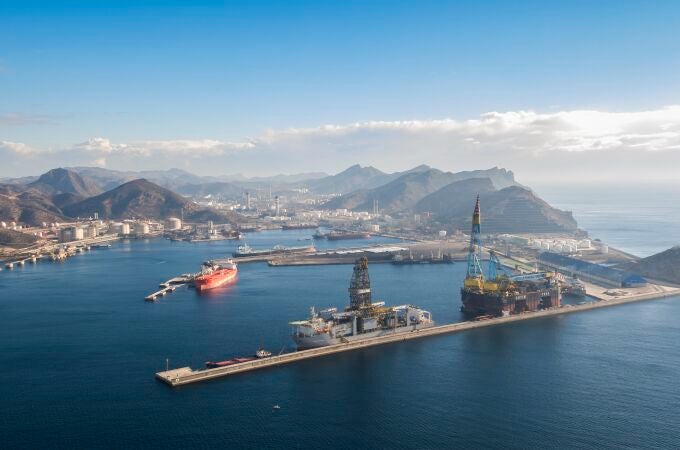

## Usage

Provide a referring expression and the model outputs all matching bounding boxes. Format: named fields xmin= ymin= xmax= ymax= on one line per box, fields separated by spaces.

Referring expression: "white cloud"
xmin=0 ymin=140 xmax=36 ymax=155
xmin=260 ymin=106 xmax=680 ymax=154
xmin=3 ymin=105 xmax=680 ymax=182
xmin=73 ymin=137 xmax=254 ymax=156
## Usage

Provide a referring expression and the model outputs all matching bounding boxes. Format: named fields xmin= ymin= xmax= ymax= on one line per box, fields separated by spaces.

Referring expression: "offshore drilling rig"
xmin=460 ymin=196 xmax=561 ymax=318
xmin=290 ymin=257 xmax=434 ymax=349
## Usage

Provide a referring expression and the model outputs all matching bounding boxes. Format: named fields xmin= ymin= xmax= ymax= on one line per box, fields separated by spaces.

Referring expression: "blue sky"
xmin=2 ymin=0 xmax=680 ymax=180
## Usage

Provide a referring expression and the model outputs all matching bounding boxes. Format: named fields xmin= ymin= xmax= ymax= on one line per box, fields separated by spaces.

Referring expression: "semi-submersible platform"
xmin=461 ymin=196 xmax=561 ymax=317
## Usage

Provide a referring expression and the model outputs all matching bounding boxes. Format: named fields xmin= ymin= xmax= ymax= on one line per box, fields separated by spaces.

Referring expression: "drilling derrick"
xmin=349 ymin=256 xmax=372 ymax=310
xmin=464 ymin=195 xmax=485 ymax=292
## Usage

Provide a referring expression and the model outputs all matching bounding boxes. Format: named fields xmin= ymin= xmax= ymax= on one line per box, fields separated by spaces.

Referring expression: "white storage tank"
xmin=120 ymin=223 xmax=131 ymax=235
xmin=438 ymin=230 xmax=447 ymax=238
xmin=111 ymin=222 xmax=123 ymax=234
xmin=165 ymin=217 xmax=182 ymax=230
xmin=73 ymin=227 xmax=85 ymax=240
xmin=134 ymin=222 xmax=150 ymax=235
xmin=0 ymin=221 xmax=6 ymax=229
xmin=59 ymin=227 xmax=74 ymax=242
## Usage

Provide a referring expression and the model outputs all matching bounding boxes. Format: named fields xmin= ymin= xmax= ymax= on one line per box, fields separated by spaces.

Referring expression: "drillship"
xmin=194 ymin=259 xmax=238 ymax=291
xmin=460 ymin=196 xmax=561 ymax=317
xmin=233 ymin=243 xmax=315 ymax=257
xmin=290 ymin=257 xmax=434 ymax=349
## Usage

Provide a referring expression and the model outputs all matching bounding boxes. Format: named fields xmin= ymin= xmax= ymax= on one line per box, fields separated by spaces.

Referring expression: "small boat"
xmin=273 ymin=405 xmax=281 ymax=410
xmin=205 ymin=356 xmax=256 ymax=368
xmin=256 ymin=348 xmax=272 ymax=359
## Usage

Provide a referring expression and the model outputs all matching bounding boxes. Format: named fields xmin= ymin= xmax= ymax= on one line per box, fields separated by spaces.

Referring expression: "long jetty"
xmin=145 ymin=276 xmax=193 ymax=301
xmin=155 ymin=285 xmax=680 ymax=387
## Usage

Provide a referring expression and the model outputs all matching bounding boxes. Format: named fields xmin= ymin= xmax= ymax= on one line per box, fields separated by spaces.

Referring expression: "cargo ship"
xmin=281 ymin=223 xmax=319 ymax=230
xmin=290 ymin=257 xmax=434 ymax=349
xmin=460 ymin=196 xmax=561 ymax=318
xmin=326 ymin=231 xmax=371 ymax=241
xmin=205 ymin=347 xmax=272 ymax=368
xmin=194 ymin=259 xmax=238 ymax=291
xmin=391 ymin=249 xmax=453 ymax=265
xmin=233 ymin=243 xmax=315 ymax=257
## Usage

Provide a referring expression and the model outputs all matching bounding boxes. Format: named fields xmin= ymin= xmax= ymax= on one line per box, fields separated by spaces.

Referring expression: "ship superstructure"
xmin=460 ymin=196 xmax=561 ymax=317
xmin=290 ymin=257 xmax=434 ymax=349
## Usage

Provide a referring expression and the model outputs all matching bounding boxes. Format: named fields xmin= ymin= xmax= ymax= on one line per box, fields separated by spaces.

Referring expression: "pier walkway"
xmin=156 ymin=284 xmax=680 ymax=387
xmin=145 ymin=275 xmax=193 ymax=301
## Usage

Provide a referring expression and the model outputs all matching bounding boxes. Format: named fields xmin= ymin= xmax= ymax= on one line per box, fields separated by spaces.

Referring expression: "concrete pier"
xmin=145 ymin=283 xmax=186 ymax=301
xmin=155 ymin=284 xmax=680 ymax=387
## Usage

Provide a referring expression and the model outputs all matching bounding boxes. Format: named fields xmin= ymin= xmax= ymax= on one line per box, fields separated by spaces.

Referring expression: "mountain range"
xmin=0 ymin=165 xmax=578 ymax=233
xmin=0 ymin=168 xmax=235 ymax=224
xmin=324 ymin=167 xmax=576 ymax=232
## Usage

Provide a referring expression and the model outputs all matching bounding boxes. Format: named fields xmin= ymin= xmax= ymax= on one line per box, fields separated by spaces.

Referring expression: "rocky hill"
xmin=0 ymin=185 xmax=68 ymax=225
xmin=176 ymin=182 xmax=245 ymax=200
xmin=69 ymin=167 xmax=210 ymax=191
xmin=416 ymin=180 xmax=578 ymax=233
xmin=62 ymin=179 xmax=235 ymax=222
xmin=622 ymin=246 xmax=680 ymax=284
xmin=306 ymin=164 xmax=393 ymax=195
xmin=414 ymin=177 xmax=496 ymax=214
xmin=28 ymin=168 xmax=102 ymax=197
xmin=323 ymin=167 xmax=480 ymax=212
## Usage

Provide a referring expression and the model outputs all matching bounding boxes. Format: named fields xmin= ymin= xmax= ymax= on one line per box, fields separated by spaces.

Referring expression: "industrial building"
xmin=537 ymin=252 xmax=647 ymax=288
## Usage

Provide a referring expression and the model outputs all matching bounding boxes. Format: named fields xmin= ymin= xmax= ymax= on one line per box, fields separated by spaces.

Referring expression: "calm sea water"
xmin=535 ymin=183 xmax=680 ymax=257
xmin=2 ymin=223 xmax=680 ymax=447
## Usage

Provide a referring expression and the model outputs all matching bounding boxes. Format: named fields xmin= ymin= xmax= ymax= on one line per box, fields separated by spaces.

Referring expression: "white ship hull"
xmin=294 ymin=322 xmax=435 ymax=349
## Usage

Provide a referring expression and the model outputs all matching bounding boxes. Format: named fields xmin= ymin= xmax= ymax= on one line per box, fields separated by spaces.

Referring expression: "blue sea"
xmin=535 ymin=182 xmax=680 ymax=257
xmin=2 ymin=187 xmax=680 ymax=448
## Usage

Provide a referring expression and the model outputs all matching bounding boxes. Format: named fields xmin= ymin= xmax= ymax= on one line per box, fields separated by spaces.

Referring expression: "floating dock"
xmin=155 ymin=285 xmax=680 ymax=387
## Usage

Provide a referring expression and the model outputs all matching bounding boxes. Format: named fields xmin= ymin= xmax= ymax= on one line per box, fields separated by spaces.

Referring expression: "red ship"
xmin=194 ymin=259 xmax=238 ymax=291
